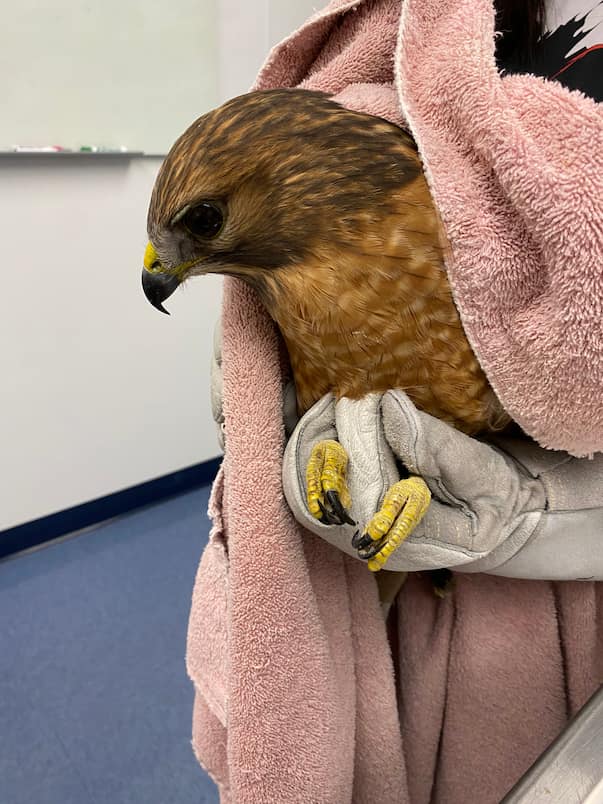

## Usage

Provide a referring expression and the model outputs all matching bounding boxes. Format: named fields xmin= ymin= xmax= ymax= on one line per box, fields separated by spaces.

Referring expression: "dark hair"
xmin=494 ymin=0 xmax=546 ymax=68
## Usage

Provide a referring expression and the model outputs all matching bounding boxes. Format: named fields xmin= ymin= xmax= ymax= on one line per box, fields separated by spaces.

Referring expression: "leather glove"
xmin=210 ymin=316 xmax=299 ymax=452
xmin=210 ymin=317 xmax=226 ymax=451
xmin=282 ymin=390 xmax=603 ymax=580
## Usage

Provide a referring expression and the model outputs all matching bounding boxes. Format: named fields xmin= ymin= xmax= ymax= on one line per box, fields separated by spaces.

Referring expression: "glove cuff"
xmin=462 ymin=440 xmax=603 ymax=580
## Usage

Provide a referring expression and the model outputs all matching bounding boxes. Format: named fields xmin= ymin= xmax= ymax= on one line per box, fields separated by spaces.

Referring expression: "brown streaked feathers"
xmin=148 ymin=89 xmax=509 ymax=434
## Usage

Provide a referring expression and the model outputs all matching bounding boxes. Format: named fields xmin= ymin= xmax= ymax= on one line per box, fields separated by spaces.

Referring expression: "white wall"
xmin=1 ymin=156 xmax=223 ymax=531
xmin=218 ymin=0 xmax=320 ymax=101
xmin=1 ymin=0 xmax=321 ymax=532
xmin=0 ymin=0 xmax=220 ymax=154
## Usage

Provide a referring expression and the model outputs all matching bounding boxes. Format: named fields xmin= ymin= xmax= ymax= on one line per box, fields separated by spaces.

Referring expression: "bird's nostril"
xmin=150 ymin=260 xmax=161 ymax=271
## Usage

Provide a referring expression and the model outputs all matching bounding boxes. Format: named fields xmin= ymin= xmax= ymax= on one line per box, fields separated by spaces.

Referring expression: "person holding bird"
xmin=143 ymin=0 xmax=602 ymax=801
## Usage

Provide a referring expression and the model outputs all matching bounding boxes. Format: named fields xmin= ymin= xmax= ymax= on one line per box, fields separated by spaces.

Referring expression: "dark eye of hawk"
xmin=182 ymin=202 xmax=224 ymax=239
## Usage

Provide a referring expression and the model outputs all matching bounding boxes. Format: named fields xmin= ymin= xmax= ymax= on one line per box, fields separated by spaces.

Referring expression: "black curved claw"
xmin=429 ymin=568 xmax=454 ymax=598
xmin=317 ymin=498 xmax=340 ymax=525
xmin=352 ymin=530 xmax=386 ymax=560
xmin=352 ymin=531 xmax=374 ymax=550
xmin=325 ymin=491 xmax=356 ymax=526
xmin=357 ymin=538 xmax=386 ymax=561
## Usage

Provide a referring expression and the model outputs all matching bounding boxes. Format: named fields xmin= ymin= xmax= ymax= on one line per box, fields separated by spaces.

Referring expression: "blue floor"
xmin=0 ymin=488 xmax=220 ymax=804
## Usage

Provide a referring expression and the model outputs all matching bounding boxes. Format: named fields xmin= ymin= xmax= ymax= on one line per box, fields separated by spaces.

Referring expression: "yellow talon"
xmin=364 ymin=476 xmax=431 ymax=572
xmin=306 ymin=439 xmax=352 ymax=521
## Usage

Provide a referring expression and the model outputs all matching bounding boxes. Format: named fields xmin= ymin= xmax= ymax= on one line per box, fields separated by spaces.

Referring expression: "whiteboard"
xmin=0 ymin=0 xmax=219 ymax=154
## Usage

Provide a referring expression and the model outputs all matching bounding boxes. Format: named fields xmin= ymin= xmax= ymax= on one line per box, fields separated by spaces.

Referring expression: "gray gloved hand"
xmin=282 ymin=390 xmax=603 ymax=580
xmin=210 ymin=318 xmax=226 ymax=451
xmin=210 ymin=316 xmax=299 ymax=452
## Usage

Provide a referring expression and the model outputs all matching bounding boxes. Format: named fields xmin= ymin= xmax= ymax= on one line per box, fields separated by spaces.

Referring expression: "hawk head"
xmin=142 ymin=88 xmax=419 ymax=312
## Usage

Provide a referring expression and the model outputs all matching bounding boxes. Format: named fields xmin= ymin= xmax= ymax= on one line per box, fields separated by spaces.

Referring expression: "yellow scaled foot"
xmin=306 ymin=440 xmax=355 ymax=526
xmin=353 ymin=477 xmax=431 ymax=572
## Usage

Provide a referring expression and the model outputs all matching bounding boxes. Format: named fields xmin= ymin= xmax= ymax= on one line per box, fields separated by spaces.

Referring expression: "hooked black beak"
xmin=141 ymin=269 xmax=181 ymax=315
xmin=142 ymin=242 xmax=182 ymax=314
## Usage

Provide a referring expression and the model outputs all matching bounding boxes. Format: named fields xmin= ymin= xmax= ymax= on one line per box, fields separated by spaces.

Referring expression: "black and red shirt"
xmin=500 ymin=0 xmax=602 ymax=101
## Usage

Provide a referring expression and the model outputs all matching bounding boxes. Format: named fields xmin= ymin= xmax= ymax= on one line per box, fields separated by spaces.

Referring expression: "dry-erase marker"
xmin=96 ymin=146 xmax=129 ymax=153
xmin=13 ymin=145 xmax=71 ymax=153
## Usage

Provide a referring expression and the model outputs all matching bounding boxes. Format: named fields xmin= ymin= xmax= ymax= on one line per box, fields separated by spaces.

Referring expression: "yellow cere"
xmin=143 ymin=242 xmax=161 ymax=273
xmin=143 ymin=240 xmax=202 ymax=278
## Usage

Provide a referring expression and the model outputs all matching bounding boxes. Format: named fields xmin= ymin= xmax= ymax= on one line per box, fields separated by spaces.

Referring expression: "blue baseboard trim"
xmin=0 ymin=457 xmax=222 ymax=560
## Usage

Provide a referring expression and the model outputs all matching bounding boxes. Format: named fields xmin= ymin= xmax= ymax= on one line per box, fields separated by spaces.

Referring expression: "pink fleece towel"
xmin=187 ymin=2 xmax=603 ymax=802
